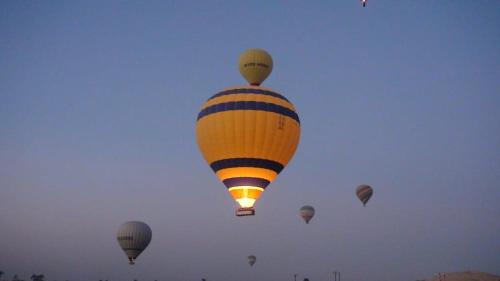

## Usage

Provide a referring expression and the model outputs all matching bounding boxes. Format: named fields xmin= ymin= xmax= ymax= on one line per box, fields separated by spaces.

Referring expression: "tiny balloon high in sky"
xmin=300 ymin=205 xmax=315 ymax=224
xmin=196 ymin=49 xmax=301 ymax=216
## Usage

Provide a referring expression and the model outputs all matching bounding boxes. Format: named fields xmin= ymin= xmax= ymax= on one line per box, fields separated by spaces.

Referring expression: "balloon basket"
xmin=236 ymin=207 xmax=255 ymax=216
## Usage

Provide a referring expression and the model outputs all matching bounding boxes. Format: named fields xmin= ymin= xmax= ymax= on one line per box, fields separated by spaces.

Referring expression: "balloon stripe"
xmin=210 ymin=158 xmax=284 ymax=173
xmin=216 ymin=167 xmax=277 ymax=183
xmin=202 ymin=92 xmax=296 ymax=114
xmin=357 ymin=189 xmax=372 ymax=197
xmin=222 ymin=177 xmax=270 ymax=189
xmin=197 ymin=101 xmax=300 ymax=123
xmin=208 ymin=88 xmax=289 ymax=102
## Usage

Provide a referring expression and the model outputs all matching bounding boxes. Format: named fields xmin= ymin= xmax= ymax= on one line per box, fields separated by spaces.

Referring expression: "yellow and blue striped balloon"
xmin=196 ymin=84 xmax=300 ymax=211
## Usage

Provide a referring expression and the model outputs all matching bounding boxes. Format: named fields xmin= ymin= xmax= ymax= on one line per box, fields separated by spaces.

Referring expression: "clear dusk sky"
xmin=1 ymin=1 xmax=499 ymax=281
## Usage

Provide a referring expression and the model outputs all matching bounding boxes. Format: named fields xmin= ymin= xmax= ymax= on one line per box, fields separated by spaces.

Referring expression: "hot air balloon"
xmin=248 ymin=255 xmax=256 ymax=267
xmin=239 ymin=49 xmax=273 ymax=86
xmin=300 ymin=205 xmax=315 ymax=224
xmin=356 ymin=185 xmax=373 ymax=206
xmin=116 ymin=221 xmax=152 ymax=264
xmin=361 ymin=0 xmax=367 ymax=7
xmin=196 ymin=49 xmax=301 ymax=216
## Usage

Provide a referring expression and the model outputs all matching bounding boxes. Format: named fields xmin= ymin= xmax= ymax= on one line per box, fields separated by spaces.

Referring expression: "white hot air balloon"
xmin=248 ymin=255 xmax=256 ymax=267
xmin=116 ymin=221 xmax=152 ymax=264
xmin=300 ymin=205 xmax=315 ymax=224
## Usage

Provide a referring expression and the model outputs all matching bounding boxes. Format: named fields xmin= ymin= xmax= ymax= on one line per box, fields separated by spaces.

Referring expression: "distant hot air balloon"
xmin=239 ymin=49 xmax=273 ymax=86
xmin=196 ymin=49 xmax=301 ymax=216
xmin=248 ymin=255 xmax=257 ymax=266
xmin=356 ymin=185 xmax=373 ymax=206
xmin=361 ymin=0 xmax=367 ymax=7
xmin=300 ymin=205 xmax=315 ymax=224
xmin=116 ymin=221 xmax=152 ymax=264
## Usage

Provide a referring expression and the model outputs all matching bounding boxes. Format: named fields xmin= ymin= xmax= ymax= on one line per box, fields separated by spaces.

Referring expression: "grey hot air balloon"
xmin=356 ymin=185 xmax=373 ymax=206
xmin=248 ymin=255 xmax=256 ymax=267
xmin=299 ymin=205 xmax=315 ymax=224
xmin=116 ymin=221 xmax=152 ymax=264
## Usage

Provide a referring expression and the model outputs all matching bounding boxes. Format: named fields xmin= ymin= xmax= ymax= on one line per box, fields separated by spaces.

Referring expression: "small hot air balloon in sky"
xmin=356 ymin=185 xmax=373 ymax=206
xmin=239 ymin=49 xmax=273 ymax=86
xmin=196 ymin=48 xmax=301 ymax=216
xmin=361 ymin=0 xmax=367 ymax=7
xmin=300 ymin=205 xmax=315 ymax=224
xmin=248 ymin=255 xmax=257 ymax=267
xmin=116 ymin=221 xmax=152 ymax=264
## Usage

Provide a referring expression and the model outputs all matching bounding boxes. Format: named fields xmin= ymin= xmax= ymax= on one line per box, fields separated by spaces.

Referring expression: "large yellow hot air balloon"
xmin=196 ymin=49 xmax=300 ymax=216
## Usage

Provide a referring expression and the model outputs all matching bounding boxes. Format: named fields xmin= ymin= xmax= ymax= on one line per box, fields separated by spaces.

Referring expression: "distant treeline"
xmin=0 ymin=272 xmax=45 ymax=281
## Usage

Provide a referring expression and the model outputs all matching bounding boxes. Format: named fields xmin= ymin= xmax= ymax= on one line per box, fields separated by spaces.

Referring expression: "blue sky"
xmin=1 ymin=1 xmax=499 ymax=281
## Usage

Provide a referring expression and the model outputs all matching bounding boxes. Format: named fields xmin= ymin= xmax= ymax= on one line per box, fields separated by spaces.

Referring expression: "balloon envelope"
xmin=300 ymin=205 xmax=315 ymax=224
xmin=196 ymin=85 xmax=300 ymax=210
xmin=356 ymin=185 xmax=373 ymax=206
xmin=248 ymin=255 xmax=256 ymax=266
xmin=239 ymin=49 xmax=273 ymax=86
xmin=116 ymin=221 xmax=152 ymax=264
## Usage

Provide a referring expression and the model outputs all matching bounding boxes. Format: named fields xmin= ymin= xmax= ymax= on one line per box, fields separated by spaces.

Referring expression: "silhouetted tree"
xmin=30 ymin=275 xmax=44 ymax=281
xmin=0 ymin=270 xmax=4 ymax=280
